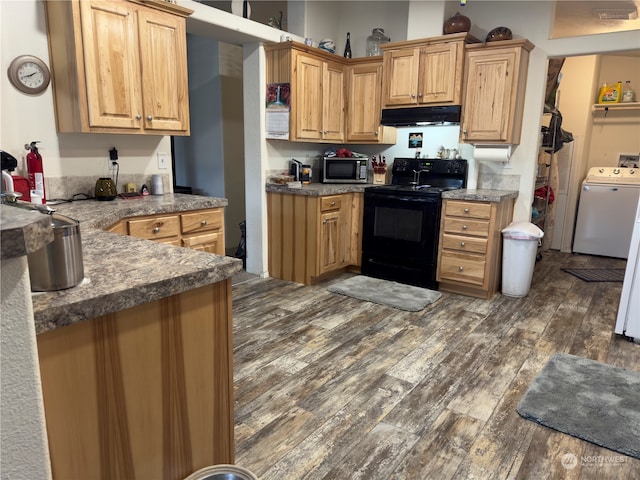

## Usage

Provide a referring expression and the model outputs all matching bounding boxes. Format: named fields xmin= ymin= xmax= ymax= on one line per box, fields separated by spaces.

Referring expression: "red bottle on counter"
xmin=26 ymin=141 xmax=46 ymax=204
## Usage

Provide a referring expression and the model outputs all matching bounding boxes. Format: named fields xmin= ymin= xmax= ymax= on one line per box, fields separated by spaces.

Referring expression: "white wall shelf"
xmin=592 ymin=102 xmax=640 ymax=112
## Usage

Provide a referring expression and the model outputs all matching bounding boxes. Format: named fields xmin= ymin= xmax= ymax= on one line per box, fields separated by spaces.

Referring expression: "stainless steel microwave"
xmin=322 ymin=157 xmax=368 ymax=183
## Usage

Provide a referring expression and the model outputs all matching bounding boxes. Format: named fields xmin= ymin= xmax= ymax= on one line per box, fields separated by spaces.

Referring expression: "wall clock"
xmin=7 ymin=55 xmax=51 ymax=95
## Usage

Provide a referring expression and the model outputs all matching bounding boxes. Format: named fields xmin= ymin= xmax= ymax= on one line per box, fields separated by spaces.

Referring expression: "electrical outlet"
xmin=157 ymin=152 xmax=168 ymax=170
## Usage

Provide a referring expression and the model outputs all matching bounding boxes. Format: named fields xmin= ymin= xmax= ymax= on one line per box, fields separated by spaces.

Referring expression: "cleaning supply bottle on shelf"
xmin=622 ymin=80 xmax=636 ymax=103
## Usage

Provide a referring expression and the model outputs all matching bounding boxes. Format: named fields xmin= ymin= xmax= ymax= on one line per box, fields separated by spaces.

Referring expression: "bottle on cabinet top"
xmin=343 ymin=32 xmax=352 ymax=58
xmin=366 ymin=28 xmax=389 ymax=57
xmin=622 ymin=80 xmax=636 ymax=103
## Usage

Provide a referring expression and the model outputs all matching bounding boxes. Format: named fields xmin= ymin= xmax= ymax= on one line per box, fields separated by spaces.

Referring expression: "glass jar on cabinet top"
xmin=366 ymin=28 xmax=390 ymax=56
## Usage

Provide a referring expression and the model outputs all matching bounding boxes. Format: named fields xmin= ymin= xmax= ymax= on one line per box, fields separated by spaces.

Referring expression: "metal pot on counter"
xmin=28 ymin=214 xmax=84 ymax=291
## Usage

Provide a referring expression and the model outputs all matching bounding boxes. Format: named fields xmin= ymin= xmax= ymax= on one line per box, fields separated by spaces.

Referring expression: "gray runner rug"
xmin=327 ymin=275 xmax=441 ymax=312
xmin=517 ymin=352 xmax=640 ymax=459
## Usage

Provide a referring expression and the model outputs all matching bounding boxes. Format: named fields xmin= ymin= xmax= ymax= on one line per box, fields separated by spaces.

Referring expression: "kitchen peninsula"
xmin=4 ymin=194 xmax=241 ymax=480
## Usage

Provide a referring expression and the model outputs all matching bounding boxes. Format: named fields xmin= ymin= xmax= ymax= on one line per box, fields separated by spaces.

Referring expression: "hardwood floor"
xmin=231 ymin=251 xmax=640 ymax=479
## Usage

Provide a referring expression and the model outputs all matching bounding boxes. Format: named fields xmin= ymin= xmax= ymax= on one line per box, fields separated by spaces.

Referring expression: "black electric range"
xmin=361 ymin=157 xmax=468 ymax=289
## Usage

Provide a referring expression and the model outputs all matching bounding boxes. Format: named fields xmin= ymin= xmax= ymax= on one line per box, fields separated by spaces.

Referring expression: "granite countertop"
xmin=266 ymin=183 xmax=369 ymax=196
xmin=442 ymin=189 xmax=519 ymax=202
xmin=0 ymin=205 xmax=54 ymax=260
xmin=3 ymin=194 xmax=242 ymax=334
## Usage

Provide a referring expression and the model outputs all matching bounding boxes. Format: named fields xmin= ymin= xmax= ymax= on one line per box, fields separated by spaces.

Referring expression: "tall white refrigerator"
xmin=616 ymin=197 xmax=640 ymax=341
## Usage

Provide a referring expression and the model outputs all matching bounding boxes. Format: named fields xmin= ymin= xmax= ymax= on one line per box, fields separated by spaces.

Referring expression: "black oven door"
xmin=361 ymin=190 xmax=442 ymax=289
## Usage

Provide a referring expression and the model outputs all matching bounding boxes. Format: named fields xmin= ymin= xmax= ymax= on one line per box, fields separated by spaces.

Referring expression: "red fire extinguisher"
xmin=26 ymin=141 xmax=46 ymax=204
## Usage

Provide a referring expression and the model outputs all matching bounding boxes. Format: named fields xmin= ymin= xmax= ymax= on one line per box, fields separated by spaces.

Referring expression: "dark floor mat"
xmin=561 ymin=268 xmax=625 ymax=282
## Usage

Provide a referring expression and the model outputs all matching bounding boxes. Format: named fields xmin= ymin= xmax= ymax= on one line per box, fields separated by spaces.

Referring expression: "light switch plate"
xmin=157 ymin=152 xmax=168 ymax=169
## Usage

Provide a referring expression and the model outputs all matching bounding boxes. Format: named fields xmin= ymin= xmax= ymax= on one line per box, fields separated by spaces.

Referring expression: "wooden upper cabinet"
xmin=45 ymin=0 xmax=191 ymax=135
xmin=460 ymin=39 xmax=534 ymax=144
xmin=294 ymin=53 xmax=344 ymax=141
xmin=293 ymin=51 xmax=345 ymax=142
xmin=346 ymin=58 xmax=396 ymax=143
xmin=266 ymin=43 xmax=345 ymax=143
xmin=381 ymin=33 xmax=475 ymax=108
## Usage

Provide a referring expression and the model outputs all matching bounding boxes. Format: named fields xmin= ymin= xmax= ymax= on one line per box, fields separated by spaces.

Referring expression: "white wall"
xmin=0 ymin=257 xmax=52 ymax=480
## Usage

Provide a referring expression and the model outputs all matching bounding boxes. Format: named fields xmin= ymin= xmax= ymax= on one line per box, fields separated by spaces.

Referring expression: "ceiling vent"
xmin=592 ymin=7 xmax=638 ymax=20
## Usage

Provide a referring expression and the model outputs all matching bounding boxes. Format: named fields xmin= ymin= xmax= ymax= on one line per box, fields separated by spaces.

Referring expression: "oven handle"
xmin=364 ymin=193 xmax=440 ymax=203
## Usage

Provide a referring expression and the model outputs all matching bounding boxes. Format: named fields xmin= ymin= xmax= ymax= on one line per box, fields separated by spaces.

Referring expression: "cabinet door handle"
xmin=460 ymin=242 xmax=465 ymax=247
xmin=136 ymin=114 xmax=141 ymax=120
xmin=418 ymin=92 xmax=423 ymax=98
xmin=201 ymin=220 xmax=207 ymax=226
xmin=462 ymin=225 xmax=468 ymax=230
xmin=153 ymin=227 xmax=160 ymax=234
xmin=147 ymin=115 xmax=153 ymax=121
xmin=411 ymin=93 xmax=416 ymax=98
xmin=458 ymin=266 xmax=464 ymax=271
xmin=464 ymin=208 xmax=469 ymax=213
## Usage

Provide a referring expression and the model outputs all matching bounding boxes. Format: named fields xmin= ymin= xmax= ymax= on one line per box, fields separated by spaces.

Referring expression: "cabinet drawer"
xmin=441 ymin=233 xmax=488 ymax=254
xmin=438 ymin=251 xmax=486 ymax=286
xmin=181 ymin=209 xmax=223 ymax=235
xmin=128 ymin=215 xmax=180 ymax=240
xmin=444 ymin=201 xmax=492 ymax=219
xmin=181 ymin=232 xmax=223 ymax=254
xmin=320 ymin=195 xmax=342 ymax=211
xmin=443 ymin=217 xmax=490 ymax=237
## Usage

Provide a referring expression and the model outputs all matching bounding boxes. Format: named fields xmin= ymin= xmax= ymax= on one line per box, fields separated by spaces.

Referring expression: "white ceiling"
xmin=552 ymin=0 xmax=640 ymax=43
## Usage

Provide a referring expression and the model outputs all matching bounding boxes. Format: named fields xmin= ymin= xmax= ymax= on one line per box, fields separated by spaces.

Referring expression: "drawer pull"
xmin=464 ymin=208 xmax=469 ymax=213
xmin=147 ymin=115 xmax=153 ymax=121
xmin=201 ymin=220 xmax=207 ymax=226
xmin=460 ymin=242 xmax=465 ymax=247
xmin=330 ymin=201 xmax=335 ymax=206
xmin=153 ymin=227 xmax=160 ymax=234
xmin=462 ymin=225 xmax=468 ymax=230
xmin=458 ymin=266 xmax=464 ymax=272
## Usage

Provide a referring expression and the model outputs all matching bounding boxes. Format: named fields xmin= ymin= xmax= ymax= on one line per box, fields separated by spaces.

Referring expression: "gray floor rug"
xmin=561 ymin=268 xmax=625 ymax=282
xmin=517 ymin=352 xmax=640 ymax=459
xmin=327 ymin=276 xmax=441 ymax=312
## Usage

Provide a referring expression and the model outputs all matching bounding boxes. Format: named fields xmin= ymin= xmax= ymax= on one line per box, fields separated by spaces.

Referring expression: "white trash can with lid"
xmin=501 ymin=222 xmax=544 ymax=297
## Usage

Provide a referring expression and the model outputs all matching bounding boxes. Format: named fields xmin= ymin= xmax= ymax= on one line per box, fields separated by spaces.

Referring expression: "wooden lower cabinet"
xmin=437 ymin=198 xmax=514 ymax=299
xmin=110 ymin=208 xmax=225 ymax=255
xmin=267 ymin=192 xmax=363 ymax=284
xmin=37 ymin=280 xmax=234 ymax=480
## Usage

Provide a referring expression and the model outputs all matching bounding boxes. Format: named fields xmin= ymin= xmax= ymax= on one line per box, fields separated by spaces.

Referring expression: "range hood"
xmin=380 ymin=105 xmax=461 ymax=126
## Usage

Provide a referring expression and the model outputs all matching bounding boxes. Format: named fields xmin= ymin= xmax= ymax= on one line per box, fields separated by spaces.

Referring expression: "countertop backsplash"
xmin=45 ymin=174 xmax=172 ymax=202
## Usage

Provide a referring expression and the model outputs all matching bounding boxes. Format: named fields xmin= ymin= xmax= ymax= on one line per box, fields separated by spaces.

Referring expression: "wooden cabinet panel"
xmin=442 ymin=217 xmax=491 ymax=237
xmin=322 ymin=62 xmax=345 ymax=141
xmin=181 ymin=209 xmax=224 ymax=234
xmin=418 ymin=41 xmax=462 ymax=104
xmin=181 ymin=232 xmax=222 ymax=254
xmin=439 ymin=251 xmax=486 ymax=286
xmin=137 ymin=7 xmax=190 ymax=132
xmin=346 ymin=59 xmax=396 ymax=144
xmin=444 ymin=200 xmax=492 ymax=219
xmin=128 ymin=215 xmax=181 ymax=240
xmin=441 ymin=233 xmax=488 ymax=254
xmin=295 ymin=54 xmax=323 ymax=140
xmin=382 ymin=48 xmax=420 ymax=106
xmin=460 ymin=39 xmax=534 ymax=144
xmin=319 ymin=210 xmax=341 ymax=274
xmin=80 ymin=0 xmax=141 ymax=129
xmin=37 ymin=281 xmax=234 ymax=479
xmin=46 ymin=0 xmax=191 ymax=135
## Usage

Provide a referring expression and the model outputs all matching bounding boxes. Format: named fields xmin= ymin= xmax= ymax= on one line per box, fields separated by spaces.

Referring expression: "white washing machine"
xmin=573 ymin=167 xmax=640 ymax=259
